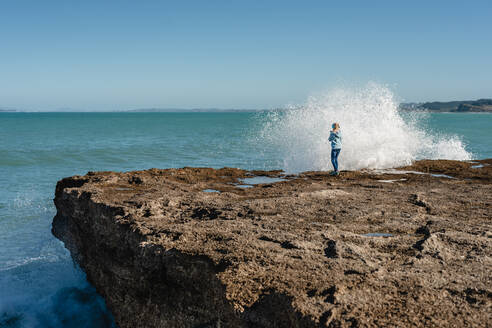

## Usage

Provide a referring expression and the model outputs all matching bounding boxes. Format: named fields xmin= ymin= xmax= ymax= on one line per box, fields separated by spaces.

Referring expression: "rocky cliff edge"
xmin=52 ymin=160 xmax=492 ymax=327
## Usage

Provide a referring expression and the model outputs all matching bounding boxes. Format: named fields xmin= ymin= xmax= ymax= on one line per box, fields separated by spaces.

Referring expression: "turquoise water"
xmin=425 ymin=113 xmax=492 ymax=159
xmin=0 ymin=112 xmax=490 ymax=327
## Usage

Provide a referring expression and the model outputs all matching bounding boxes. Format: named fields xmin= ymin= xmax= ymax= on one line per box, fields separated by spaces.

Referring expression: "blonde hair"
xmin=332 ymin=122 xmax=340 ymax=130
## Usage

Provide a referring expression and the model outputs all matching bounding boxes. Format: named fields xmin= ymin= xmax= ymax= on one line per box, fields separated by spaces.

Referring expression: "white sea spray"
xmin=257 ymin=83 xmax=472 ymax=173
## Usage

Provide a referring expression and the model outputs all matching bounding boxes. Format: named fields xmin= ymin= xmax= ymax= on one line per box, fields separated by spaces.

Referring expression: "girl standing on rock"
xmin=328 ymin=123 xmax=342 ymax=175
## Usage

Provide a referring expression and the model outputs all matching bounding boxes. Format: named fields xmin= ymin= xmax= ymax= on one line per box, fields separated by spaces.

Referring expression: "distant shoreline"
xmin=2 ymin=98 xmax=492 ymax=113
xmin=0 ymin=109 xmax=266 ymax=113
xmin=2 ymin=110 xmax=491 ymax=114
xmin=400 ymin=98 xmax=492 ymax=112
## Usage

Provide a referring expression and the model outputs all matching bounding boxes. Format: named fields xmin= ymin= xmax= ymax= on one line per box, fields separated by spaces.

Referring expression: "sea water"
xmin=1 ymin=87 xmax=491 ymax=327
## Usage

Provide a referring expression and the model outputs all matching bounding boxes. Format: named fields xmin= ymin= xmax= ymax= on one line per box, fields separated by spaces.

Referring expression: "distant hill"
xmin=401 ymin=99 xmax=492 ymax=112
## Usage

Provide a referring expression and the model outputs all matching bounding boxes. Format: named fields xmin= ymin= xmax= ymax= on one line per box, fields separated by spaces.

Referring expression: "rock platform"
xmin=52 ymin=159 xmax=492 ymax=327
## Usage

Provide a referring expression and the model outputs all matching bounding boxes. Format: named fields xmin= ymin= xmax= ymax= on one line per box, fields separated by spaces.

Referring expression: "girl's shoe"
xmin=330 ymin=171 xmax=338 ymax=176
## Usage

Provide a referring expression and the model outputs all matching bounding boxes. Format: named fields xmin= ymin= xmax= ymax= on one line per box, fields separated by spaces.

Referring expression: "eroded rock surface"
xmin=52 ymin=159 xmax=492 ymax=327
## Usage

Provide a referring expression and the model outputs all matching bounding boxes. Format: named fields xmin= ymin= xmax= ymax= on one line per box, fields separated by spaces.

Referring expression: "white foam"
xmin=258 ymin=83 xmax=472 ymax=173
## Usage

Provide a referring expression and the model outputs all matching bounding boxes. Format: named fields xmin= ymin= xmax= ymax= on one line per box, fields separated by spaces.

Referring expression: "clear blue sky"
xmin=1 ymin=0 xmax=491 ymax=110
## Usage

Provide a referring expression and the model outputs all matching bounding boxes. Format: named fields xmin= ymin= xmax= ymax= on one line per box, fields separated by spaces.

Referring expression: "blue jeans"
xmin=331 ymin=148 xmax=341 ymax=172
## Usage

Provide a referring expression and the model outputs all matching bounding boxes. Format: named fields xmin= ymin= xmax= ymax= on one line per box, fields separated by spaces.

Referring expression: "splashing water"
xmin=257 ymin=83 xmax=472 ymax=173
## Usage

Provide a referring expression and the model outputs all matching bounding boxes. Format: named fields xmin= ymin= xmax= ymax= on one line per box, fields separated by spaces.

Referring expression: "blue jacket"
xmin=329 ymin=131 xmax=342 ymax=149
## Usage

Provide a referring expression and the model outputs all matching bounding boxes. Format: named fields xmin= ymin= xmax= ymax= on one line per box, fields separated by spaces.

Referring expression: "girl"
xmin=328 ymin=123 xmax=342 ymax=175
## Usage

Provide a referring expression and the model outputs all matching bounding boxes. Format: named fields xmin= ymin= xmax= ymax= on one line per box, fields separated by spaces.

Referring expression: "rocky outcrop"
xmin=457 ymin=103 xmax=492 ymax=112
xmin=52 ymin=160 xmax=492 ymax=328
xmin=419 ymin=99 xmax=492 ymax=112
